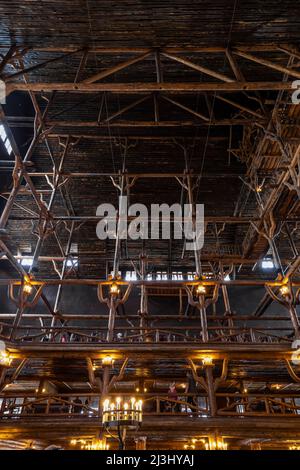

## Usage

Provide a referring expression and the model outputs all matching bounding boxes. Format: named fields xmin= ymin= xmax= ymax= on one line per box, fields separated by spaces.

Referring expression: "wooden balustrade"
xmin=1 ymin=392 xmax=300 ymax=419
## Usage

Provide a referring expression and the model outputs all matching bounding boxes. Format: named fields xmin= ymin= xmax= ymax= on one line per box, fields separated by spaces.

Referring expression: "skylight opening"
xmin=20 ymin=258 xmax=33 ymax=267
xmin=262 ymin=258 xmax=274 ymax=269
xmin=125 ymin=270 xmax=137 ymax=281
xmin=66 ymin=258 xmax=79 ymax=268
xmin=0 ymin=124 xmax=12 ymax=155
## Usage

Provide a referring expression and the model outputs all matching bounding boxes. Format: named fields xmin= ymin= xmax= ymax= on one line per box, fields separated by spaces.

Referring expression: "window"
xmin=66 ymin=257 xmax=79 ymax=268
xmin=125 ymin=270 xmax=137 ymax=281
xmin=262 ymin=258 xmax=274 ymax=269
xmin=0 ymin=124 xmax=12 ymax=155
xmin=172 ymin=271 xmax=183 ymax=280
xmin=156 ymin=271 xmax=168 ymax=280
xmin=224 ymin=274 xmax=230 ymax=281
xmin=187 ymin=272 xmax=197 ymax=280
xmin=66 ymin=243 xmax=79 ymax=268
xmin=20 ymin=258 xmax=33 ymax=268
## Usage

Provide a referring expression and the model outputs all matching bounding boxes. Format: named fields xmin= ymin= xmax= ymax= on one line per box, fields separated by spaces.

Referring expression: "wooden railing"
xmin=0 ymin=316 xmax=294 ymax=345
xmin=1 ymin=392 xmax=300 ymax=419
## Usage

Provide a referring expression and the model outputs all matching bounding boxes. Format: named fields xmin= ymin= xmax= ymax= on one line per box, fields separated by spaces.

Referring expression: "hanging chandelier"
xmin=102 ymin=396 xmax=143 ymax=428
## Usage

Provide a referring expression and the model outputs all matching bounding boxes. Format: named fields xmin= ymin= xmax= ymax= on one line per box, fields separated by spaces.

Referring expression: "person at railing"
xmin=90 ymin=331 xmax=99 ymax=343
xmin=165 ymin=383 xmax=180 ymax=412
xmin=70 ymin=332 xmax=81 ymax=342
xmin=72 ymin=397 xmax=83 ymax=414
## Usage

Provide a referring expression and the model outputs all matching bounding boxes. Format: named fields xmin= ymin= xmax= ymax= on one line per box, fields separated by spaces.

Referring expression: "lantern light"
xmin=196 ymin=284 xmax=206 ymax=295
xmin=102 ymin=356 xmax=114 ymax=367
xmin=202 ymin=356 xmax=213 ymax=367
xmin=280 ymin=285 xmax=290 ymax=297
xmin=110 ymin=282 xmax=120 ymax=295
xmin=23 ymin=281 xmax=33 ymax=295
xmin=0 ymin=350 xmax=12 ymax=367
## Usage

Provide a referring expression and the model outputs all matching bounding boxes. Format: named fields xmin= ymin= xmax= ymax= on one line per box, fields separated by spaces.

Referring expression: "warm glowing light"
xmin=144 ymin=388 xmax=147 ymax=393
xmin=102 ymin=355 xmax=114 ymax=366
xmin=202 ymin=356 xmax=213 ymax=366
xmin=23 ymin=282 xmax=33 ymax=295
xmin=289 ymin=444 xmax=300 ymax=451
xmin=206 ymin=436 xmax=228 ymax=451
xmin=70 ymin=438 xmax=109 ymax=450
xmin=196 ymin=284 xmax=206 ymax=295
xmin=184 ymin=439 xmax=199 ymax=450
xmin=136 ymin=387 xmax=140 ymax=392
xmin=280 ymin=285 xmax=290 ymax=296
xmin=0 ymin=350 xmax=12 ymax=367
xmin=256 ymin=185 xmax=263 ymax=193
xmin=110 ymin=282 xmax=120 ymax=295
xmin=102 ymin=396 xmax=142 ymax=427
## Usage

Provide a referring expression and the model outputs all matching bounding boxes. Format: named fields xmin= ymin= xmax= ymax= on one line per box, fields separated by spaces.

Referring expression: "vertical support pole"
xmin=102 ymin=366 xmax=110 ymax=398
xmin=154 ymin=50 xmax=163 ymax=83
xmin=107 ymin=296 xmax=117 ymax=342
xmin=139 ymin=255 xmax=148 ymax=339
xmin=135 ymin=436 xmax=147 ymax=450
xmin=186 ymin=167 xmax=202 ymax=277
xmin=112 ymin=173 xmax=126 ymax=278
xmin=199 ymin=301 xmax=209 ymax=343
xmin=0 ymin=367 xmax=7 ymax=392
xmin=204 ymin=365 xmax=217 ymax=417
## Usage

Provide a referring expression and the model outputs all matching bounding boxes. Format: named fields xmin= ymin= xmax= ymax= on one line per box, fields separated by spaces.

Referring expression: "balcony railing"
xmin=1 ymin=392 xmax=300 ymax=420
xmin=0 ymin=316 xmax=294 ymax=345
